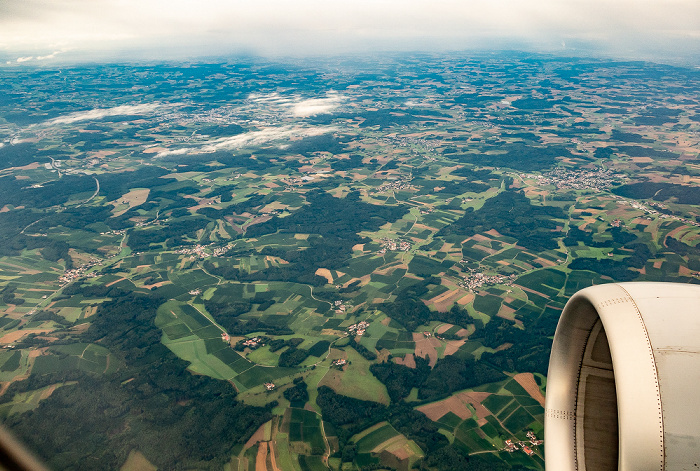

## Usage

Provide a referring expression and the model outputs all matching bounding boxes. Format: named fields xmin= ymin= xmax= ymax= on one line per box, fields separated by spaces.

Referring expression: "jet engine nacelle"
xmin=545 ymin=282 xmax=700 ymax=471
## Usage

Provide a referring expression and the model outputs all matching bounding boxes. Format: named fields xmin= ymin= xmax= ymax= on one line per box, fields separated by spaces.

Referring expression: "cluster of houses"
xmin=99 ymin=229 xmax=127 ymax=236
xmin=257 ymin=209 xmax=282 ymax=218
xmin=221 ymin=332 xmax=230 ymax=343
xmin=241 ymin=337 xmax=264 ymax=349
xmin=175 ymin=244 xmax=211 ymax=258
xmin=334 ymin=300 xmax=351 ymax=314
xmin=173 ymin=242 xmax=233 ymax=259
xmin=531 ymin=167 xmax=621 ymax=191
xmin=59 ymin=259 xmax=102 ymax=284
xmin=619 ymin=198 xmax=700 ymax=228
xmin=264 ymin=382 xmax=276 ymax=391
xmin=503 ymin=432 xmax=543 ymax=456
xmin=381 ymin=135 xmax=437 ymax=153
xmin=282 ymin=174 xmax=320 ymax=191
xmin=331 ymin=358 xmax=347 ymax=368
xmin=211 ymin=245 xmax=232 ymax=257
xmin=378 ymin=238 xmax=411 ymax=254
xmin=347 ymin=321 xmax=369 ymax=337
xmin=372 ymin=176 xmax=414 ymax=195
xmin=459 ymin=271 xmax=516 ymax=292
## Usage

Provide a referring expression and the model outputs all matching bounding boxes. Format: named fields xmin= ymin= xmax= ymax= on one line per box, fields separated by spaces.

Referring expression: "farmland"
xmin=0 ymin=52 xmax=698 ymax=470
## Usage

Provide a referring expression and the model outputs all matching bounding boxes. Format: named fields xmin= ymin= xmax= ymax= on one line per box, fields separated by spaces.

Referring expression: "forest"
xmin=439 ymin=191 xmax=566 ymax=252
xmin=4 ymin=290 xmax=272 ymax=469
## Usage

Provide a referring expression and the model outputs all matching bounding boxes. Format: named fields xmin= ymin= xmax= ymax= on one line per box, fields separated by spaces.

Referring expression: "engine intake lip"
xmin=545 ymin=282 xmax=700 ymax=471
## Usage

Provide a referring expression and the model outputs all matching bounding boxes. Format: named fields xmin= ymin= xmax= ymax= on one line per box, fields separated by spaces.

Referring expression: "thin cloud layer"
xmin=290 ymin=96 xmax=344 ymax=117
xmin=247 ymin=93 xmax=344 ymax=117
xmin=45 ymin=103 xmax=163 ymax=125
xmin=0 ymin=0 xmax=698 ymax=63
xmin=156 ymin=125 xmax=338 ymax=157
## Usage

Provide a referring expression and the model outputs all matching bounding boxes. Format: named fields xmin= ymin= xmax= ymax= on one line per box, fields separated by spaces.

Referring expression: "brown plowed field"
xmin=514 ymin=373 xmax=545 ymax=407
xmin=443 ymin=339 xmax=465 ymax=356
xmin=394 ymin=353 xmax=416 ymax=368
xmin=418 ymin=391 xmax=492 ymax=422
xmin=413 ymin=334 xmax=440 ymax=367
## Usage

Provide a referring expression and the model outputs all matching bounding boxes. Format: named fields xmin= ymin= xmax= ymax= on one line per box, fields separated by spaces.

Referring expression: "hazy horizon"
xmin=1 ymin=0 xmax=699 ymax=66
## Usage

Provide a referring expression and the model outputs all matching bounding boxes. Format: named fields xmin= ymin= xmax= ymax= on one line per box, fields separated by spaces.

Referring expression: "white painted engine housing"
xmin=545 ymin=282 xmax=700 ymax=471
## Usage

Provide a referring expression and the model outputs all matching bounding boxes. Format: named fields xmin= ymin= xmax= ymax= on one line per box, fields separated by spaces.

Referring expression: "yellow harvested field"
xmin=120 ymin=450 xmax=157 ymax=471
xmin=142 ymin=147 xmax=168 ymax=154
xmin=457 ymin=293 xmax=475 ymax=305
xmin=39 ymin=384 xmax=59 ymax=400
xmin=470 ymin=234 xmax=491 ymax=243
xmin=315 ymin=268 xmax=334 ymax=283
xmin=533 ymin=257 xmax=556 ymax=267
xmin=428 ymin=289 xmax=456 ymax=305
xmin=429 ymin=289 xmax=465 ymax=312
xmin=373 ymin=435 xmax=404 ymax=454
xmin=0 ymin=329 xmax=54 ymax=344
xmin=112 ymin=188 xmax=150 ymax=216
xmin=106 ymin=277 xmax=127 ymax=287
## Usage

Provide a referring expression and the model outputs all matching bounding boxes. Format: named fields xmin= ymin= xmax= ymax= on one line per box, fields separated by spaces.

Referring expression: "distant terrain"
xmin=0 ymin=52 xmax=698 ymax=470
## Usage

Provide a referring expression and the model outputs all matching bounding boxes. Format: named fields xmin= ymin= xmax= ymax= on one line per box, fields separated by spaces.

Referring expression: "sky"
xmin=1 ymin=0 xmax=699 ymax=64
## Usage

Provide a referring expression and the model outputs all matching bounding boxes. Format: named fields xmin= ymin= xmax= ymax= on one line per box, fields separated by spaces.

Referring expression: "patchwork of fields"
xmin=0 ymin=53 xmax=698 ymax=470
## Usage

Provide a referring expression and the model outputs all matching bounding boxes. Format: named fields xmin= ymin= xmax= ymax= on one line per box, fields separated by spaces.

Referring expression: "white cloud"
xmin=290 ymin=96 xmax=343 ymax=117
xmin=10 ymin=50 xmax=65 ymax=62
xmin=156 ymin=125 xmax=337 ymax=157
xmin=246 ymin=93 xmax=344 ymax=117
xmin=247 ymin=93 xmax=286 ymax=104
xmin=36 ymin=50 xmax=64 ymax=60
xmin=45 ymin=103 xmax=162 ymax=125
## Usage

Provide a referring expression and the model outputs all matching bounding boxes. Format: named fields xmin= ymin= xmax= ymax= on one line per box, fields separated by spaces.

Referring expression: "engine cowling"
xmin=545 ymin=282 xmax=700 ymax=470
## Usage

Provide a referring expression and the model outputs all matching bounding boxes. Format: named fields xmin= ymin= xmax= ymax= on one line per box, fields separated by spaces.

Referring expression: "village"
xmin=175 ymin=243 xmax=236 ymax=259
xmin=529 ymin=167 xmax=622 ymax=191
xmin=617 ymin=198 xmax=700 ymax=228
xmin=333 ymin=300 xmax=352 ymax=314
xmin=58 ymin=258 xmax=103 ymax=284
xmin=377 ymin=237 xmax=411 ymax=254
xmin=381 ymin=135 xmax=439 ymax=153
xmin=347 ymin=320 xmax=370 ymax=337
xmin=502 ymin=431 xmax=543 ymax=456
xmin=459 ymin=270 xmax=516 ymax=291
xmin=372 ymin=174 xmax=414 ymax=195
